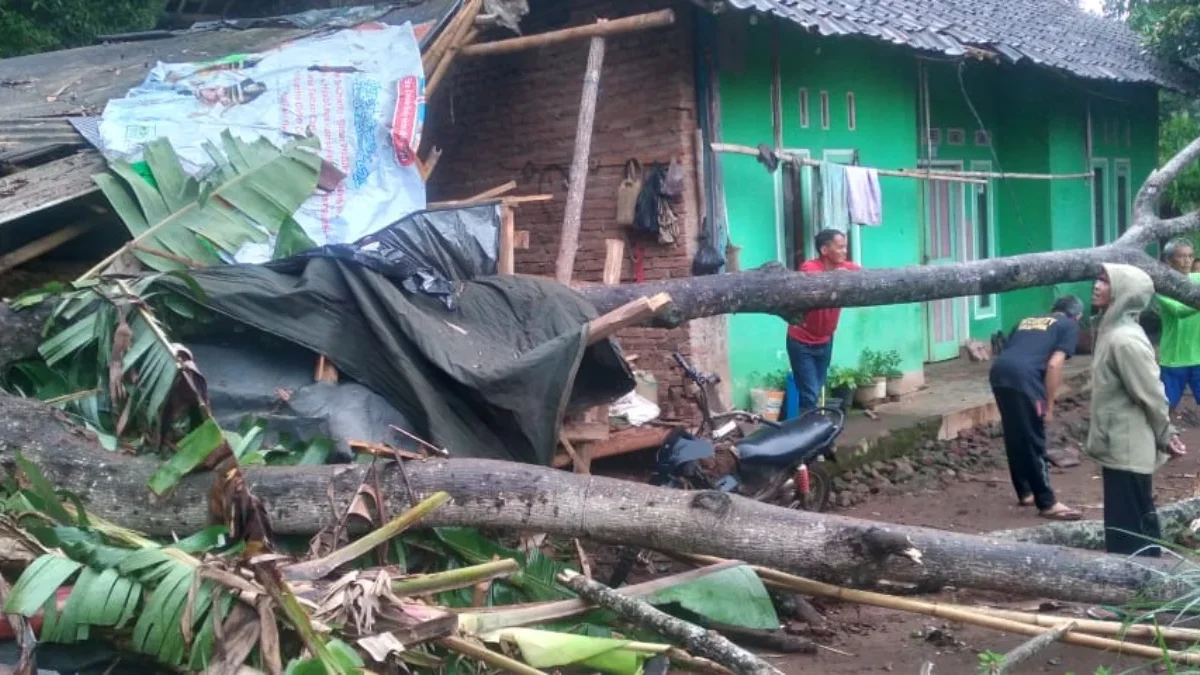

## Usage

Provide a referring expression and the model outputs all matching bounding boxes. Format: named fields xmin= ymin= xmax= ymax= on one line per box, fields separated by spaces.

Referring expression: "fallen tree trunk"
xmin=0 ymin=392 xmax=1184 ymax=606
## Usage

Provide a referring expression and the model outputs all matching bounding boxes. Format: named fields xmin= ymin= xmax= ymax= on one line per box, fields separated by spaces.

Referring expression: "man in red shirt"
xmin=788 ymin=229 xmax=861 ymax=411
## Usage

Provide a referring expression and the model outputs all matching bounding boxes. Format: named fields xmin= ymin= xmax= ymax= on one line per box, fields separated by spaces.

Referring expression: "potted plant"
xmin=874 ymin=349 xmax=904 ymax=396
xmin=824 ymin=366 xmax=858 ymax=412
xmin=855 ymin=348 xmax=888 ymax=405
xmin=749 ymin=370 xmax=788 ymax=421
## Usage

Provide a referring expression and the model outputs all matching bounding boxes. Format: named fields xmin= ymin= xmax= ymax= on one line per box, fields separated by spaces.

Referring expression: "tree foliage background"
xmin=1106 ymin=0 xmax=1200 ymax=213
xmin=0 ymin=0 xmax=167 ymax=58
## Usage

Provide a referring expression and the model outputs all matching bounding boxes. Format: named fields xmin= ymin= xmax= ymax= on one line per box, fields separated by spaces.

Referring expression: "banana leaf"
xmin=488 ymin=628 xmax=656 ymax=675
xmin=94 ymin=131 xmax=322 ymax=272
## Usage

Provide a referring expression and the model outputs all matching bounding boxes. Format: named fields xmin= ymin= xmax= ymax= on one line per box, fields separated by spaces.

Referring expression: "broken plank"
xmin=555 ymin=36 xmax=605 ymax=285
xmin=460 ymin=10 xmax=675 ymax=58
xmin=0 ymin=151 xmax=105 ymax=228
xmin=498 ymin=204 xmax=515 ymax=275
xmin=314 ymin=355 xmax=338 ymax=383
xmin=585 ymin=293 xmax=672 ymax=345
xmin=467 ymin=180 xmax=518 ymax=202
xmin=553 ymin=426 xmax=671 ymax=469
xmin=603 ymin=239 xmax=624 ymax=285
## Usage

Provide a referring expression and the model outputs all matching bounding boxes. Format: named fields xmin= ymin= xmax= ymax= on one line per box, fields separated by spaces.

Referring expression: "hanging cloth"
xmin=820 ymin=161 xmax=850 ymax=232
xmin=845 ymin=165 xmax=883 ymax=226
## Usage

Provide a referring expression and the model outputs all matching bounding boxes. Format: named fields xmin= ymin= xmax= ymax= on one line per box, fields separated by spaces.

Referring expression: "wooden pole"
xmin=555 ymin=36 xmax=606 ymax=284
xmin=460 ymin=10 xmax=674 ymax=58
xmin=586 ymin=292 xmax=671 ymax=345
xmin=603 ymin=239 xmax=624 ymax=285
xmin=498 ymin=204 xmax=515 ymax=275
xmin=0 ymin=222 xmax=93 ymax=275
xmin=426 ymin=28 xmax=480 ymax=99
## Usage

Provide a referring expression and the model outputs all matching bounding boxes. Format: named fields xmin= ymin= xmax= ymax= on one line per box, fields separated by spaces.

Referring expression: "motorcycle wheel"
xmin=789 ymin=463 xmax=833 ymax=512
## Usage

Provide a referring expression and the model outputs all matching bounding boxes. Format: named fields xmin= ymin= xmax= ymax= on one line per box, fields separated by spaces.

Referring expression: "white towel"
xmin=845 ymin=166 xmax=883 ymax=226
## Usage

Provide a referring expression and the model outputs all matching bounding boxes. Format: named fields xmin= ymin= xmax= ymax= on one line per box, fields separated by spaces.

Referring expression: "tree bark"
xmin=0 ymin=391 xmax=1185 ymax=606
xmin=994 ymin=496 xmax=1200 ymax=549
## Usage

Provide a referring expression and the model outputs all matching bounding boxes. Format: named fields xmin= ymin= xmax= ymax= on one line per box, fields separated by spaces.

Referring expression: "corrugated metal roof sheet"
xmin=725 ymin=0 xmax=1197 ymax=91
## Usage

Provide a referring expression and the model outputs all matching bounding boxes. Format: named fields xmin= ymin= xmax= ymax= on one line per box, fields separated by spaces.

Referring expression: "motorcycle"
xmin=608 ymin=352 xmax=845 ymax=586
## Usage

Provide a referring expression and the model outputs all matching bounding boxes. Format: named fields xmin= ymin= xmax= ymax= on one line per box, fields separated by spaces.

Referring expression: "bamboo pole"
xmin=556 ymin=36 xmax=605 ymax=284
xmin=711 ymin=141 xmax=1092 ymax=182
xmin=680 ymin=553 xmax=1200 ymax=666
xmin=438 ymin=636 xmax=548 ymax=675
xmin=423 ymin=0 xmax=482 ymax=73
xmin=972 ymin=606 xmax=1200 ymax=643
xmin=997 ymin=622 xmax=1076 ymax=674
xmin=460 ymin=10 xmax=675 ymax=58
xmin=391 ymin=559 xmax=519 ymax=598
xmin=427 ymin=27 xmax=480 ymax=99
xmin=603 ymin=239 xmax=624 ymax=285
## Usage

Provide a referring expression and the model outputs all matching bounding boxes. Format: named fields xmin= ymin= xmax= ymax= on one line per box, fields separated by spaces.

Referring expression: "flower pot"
xmin=750 ymin=388 xmax=785 ymax=421
xmin=828 ymin=385 xmax=856 ymax=412
xmin=886 ymin=376 xmax=905 ymax=397
xmin=855 ymin=378 xmax=886 ymax=406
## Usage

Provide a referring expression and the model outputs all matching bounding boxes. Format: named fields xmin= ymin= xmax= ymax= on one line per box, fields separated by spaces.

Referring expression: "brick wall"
xmin=426 ymin=0 xmax=704 ymax=418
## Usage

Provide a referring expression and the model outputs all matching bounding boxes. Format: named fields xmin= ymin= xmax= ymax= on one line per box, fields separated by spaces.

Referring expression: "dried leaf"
xmin=108 ymin=311 xmax=133 ymax=407
xmin=257 ymin=597 xmax=282 ymax=675
xmin=207 ymin=603 xmax=260 ymax=675
xmin=180 ymin=570 xmax=202 ymax=646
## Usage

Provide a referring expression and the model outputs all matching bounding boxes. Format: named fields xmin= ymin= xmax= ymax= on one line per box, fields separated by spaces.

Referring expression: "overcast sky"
xmin=1080 ymin=0 xmax=1104 ymax=14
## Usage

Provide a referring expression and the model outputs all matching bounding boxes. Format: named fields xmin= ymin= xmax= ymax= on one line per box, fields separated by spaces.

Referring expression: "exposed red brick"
xmin=426 ymin=0 xmax=701 ymax=414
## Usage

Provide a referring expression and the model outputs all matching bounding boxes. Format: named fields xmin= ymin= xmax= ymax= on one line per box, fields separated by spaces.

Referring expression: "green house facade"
xmin=698 ymin=1 xmax=1189 ymax=406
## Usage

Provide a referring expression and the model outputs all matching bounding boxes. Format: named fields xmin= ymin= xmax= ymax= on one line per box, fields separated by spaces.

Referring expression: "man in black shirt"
xmin=989 ymin=295 xmax=1084 ymax=521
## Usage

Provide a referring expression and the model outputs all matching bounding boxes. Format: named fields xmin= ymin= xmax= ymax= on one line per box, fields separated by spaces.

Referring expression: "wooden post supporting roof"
xmin=556 ymin=36 xmax=606 ymax=284
xmin=460 ymin=10 xmax=674 ymax=58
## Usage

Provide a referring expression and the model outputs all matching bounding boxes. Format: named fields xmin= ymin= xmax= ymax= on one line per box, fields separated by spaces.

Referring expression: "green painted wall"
xmin=715 ymin=16 xmax=1161 ymax=407
xmin=719 ymin=19 xmax=923 ymax=407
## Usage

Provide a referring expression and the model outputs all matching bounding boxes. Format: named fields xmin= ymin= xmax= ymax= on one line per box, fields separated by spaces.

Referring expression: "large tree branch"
xmin=0 ymin=391 xmax=1184 ymax=606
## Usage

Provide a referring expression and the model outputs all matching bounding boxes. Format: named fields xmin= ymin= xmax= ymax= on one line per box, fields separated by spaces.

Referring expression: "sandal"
xmin=1018 ymin=496 xmax=1035 ymax=507
xmin=1038 ymin=505 xmax=1082 ymax=521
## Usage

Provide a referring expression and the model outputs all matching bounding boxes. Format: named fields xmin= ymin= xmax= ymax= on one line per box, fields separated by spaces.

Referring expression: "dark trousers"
xmin=992 ymin=386 xmax=1056 ymax=510
xmin=787 ymin=338 xmax=834 ymax=412
xmin=1102 ymin=468 xmax=1162 ymax=557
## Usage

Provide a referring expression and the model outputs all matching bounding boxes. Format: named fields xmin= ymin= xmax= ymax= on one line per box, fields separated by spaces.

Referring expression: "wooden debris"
xmin=314 ymin=354 xmax=338 ymax=383
xmin=420 ymin=146 xmax=442 ymax=181
xmin=558 ymin=570 xmax=785 ymax=675
xmin=0 ymin=221 xmax=94 ymax=275
xmin=561 ymin=405 xmax=610 ymax=443
xmin=603 ymin=239 xmax=625 ymax=285
xmin=460 ymin=10 xmax=676 ymax=57
xmin=552 ymin=426 xmax=670 ymax=468
xmin=555 ymin=35 xmax=605 ymax=284
xmin=514 ymin=229 xmax=530 ymax=249
xmin=499 ymin=204 xmax=515 ymax=275
xmin=585 ymin=292 xmax=672 ymax=345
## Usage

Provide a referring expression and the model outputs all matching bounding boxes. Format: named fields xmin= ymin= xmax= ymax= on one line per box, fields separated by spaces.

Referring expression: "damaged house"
xmin=0 ymin=0 xmax=1192 ymax=460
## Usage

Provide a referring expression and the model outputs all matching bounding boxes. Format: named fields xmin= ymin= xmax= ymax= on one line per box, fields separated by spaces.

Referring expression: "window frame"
xmin=969 ymin=160 xmax=998 ymax=319
xmin=1114 ymin=159 xmax=1131 ymax=239
xmin=1091 ymin=158 xmax=1109 ymax=246
xmin=798 ymin=88 xmax=810 ymax=129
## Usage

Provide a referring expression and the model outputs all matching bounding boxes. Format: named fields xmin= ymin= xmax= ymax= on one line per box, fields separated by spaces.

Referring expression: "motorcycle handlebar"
xmin=671 ymin=351 xmax=721 ymax=386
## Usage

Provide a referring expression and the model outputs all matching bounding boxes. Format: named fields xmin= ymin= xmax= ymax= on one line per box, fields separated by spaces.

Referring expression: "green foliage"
xmin=1160 ymin=96 xmax=1200 ymax=212
xmin=976 ymin=649 xmax=1004 ymax=674
xmin=751 ymin=369 xmax=790 ymax=391
xmin=96 ymin=132 xmax=322 ymax=272
xmin=0 ymin=0 xmax=167 ymax=58
xmin=825 ymin=365 xmax=861 ymax=391
xmin=642 ymin=564 xmax=779 ymax=630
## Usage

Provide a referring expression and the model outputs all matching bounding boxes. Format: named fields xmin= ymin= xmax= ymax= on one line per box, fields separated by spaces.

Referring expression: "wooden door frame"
xmin=919 ymin=159 xmax=968 ymax=362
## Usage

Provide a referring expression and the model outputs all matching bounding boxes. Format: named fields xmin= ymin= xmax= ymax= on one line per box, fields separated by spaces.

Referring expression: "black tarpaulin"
xmin=178 ymin=256 xmax=634 ymax=465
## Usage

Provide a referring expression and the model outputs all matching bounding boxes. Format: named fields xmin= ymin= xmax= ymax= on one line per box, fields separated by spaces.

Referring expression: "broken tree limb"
xmin=0 ymin=390 xmax=1189 ymax=606
xmin=558 ymin=569 xmax=785 ymax=675
xmin=555 ymin=35 xmax=605 ymax=285
xmin=585 ymin=292 xmax=672 ymax=344
xmin=460 ymin=10 xmax=675 ymax=57
xmin=996 ymin=622 xmax=1076 ymax=674
xmin=993 ymin=496 xmax=1200 ymax=550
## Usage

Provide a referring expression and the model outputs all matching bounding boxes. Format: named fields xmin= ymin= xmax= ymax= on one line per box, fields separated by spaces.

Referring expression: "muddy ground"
xmin=595 ymin=393 xmax=1200 ymax=674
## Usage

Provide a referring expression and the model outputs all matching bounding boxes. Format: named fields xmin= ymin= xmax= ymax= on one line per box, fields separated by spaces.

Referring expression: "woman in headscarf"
xmin=1088 ymin=264 xmax=1187 ymax=557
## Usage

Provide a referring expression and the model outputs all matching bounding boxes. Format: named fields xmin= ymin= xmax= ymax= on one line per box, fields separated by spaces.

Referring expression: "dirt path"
xmin=771 ymin=396 xmax=1200 ymax=674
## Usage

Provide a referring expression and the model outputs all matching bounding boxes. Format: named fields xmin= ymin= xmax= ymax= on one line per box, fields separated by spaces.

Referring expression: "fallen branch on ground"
xmin=679 ymin=553 xmax=1200 ymax=667
xmin=558 ymin=569 xmax=784 ymax=675
xmin=995 ymin=622 xmax=1076 ymax=674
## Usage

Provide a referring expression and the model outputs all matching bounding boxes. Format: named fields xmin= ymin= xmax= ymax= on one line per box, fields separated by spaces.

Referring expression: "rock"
xmin=837 ymin=492 xmax=854 ymax=508
xmin=892 ymin=458 xmax=916 ymax=480
xmin=942 ymin=469 xmax=957 ymax=479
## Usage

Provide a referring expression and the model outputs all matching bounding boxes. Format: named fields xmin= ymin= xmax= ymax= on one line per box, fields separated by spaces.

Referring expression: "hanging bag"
xmin=616 ymin=159 xmax=642 ymax=226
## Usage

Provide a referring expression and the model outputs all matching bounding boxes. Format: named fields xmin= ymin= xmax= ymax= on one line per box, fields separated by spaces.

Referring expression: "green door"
xmin=924 ymin=178 xmax=965 ymax=362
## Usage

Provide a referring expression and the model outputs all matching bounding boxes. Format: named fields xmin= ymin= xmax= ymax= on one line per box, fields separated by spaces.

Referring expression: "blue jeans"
xmin=787 ymin=338 xmax=833 ymax=412
xmin=1161 ymin=365 xmax=1200 ymax=409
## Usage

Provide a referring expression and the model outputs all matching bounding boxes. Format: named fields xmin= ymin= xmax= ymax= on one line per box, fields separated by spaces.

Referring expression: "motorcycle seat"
xmin=735 ymin=414 xmax=837 ymax=468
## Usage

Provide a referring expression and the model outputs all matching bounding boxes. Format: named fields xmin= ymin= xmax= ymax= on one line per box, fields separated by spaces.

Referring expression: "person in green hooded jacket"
xmin=1089 ymin=263 xmax=1187 ymax=557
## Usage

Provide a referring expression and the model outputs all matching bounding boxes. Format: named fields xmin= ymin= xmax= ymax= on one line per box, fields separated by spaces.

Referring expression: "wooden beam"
xmin=468 ymin=180 xmax=518 ymax=202
xmin=427 ymin=193 xmax=552 ymax=209
xmin=514 ymin=230 xmax=530 ymax=249
xmin=0 ymin=222 xmax=93 ymax=275
xmin=555 ymin=36 xmax=606 ymax=284
xmin=553 ymin=426 xmax=671 ymax=469
xmin=427 ymin=27 xmax=480 ymax=99
xmin=585 ymin=293 xmax=672 ymax=345
xmin=460 ymin=10 xmax=675 ymax=58
xmin=422 ymin=0 xmax=481 ymax=73
xmin=498 ymin=204 xmax=515 ymax=275
xmin=314 ymin=355 xmax=338 ymax=383
xmin=602 ymin=239 xmax=624 ymax=286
